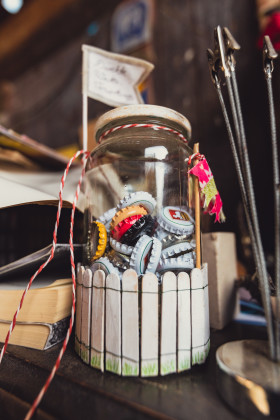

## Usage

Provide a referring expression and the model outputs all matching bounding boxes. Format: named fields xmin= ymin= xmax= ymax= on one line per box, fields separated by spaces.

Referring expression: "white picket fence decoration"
xmin=177 ymin=271 xmax=191 ymax=372
xmin=160 ymin=272 xmax=177 ymax=375
xmin=141 ymin=272 xmax=158 ymax=377
xmin=191 ymin=266 xmax=210 ymax=365
xmin=80 ymin=268 xmax=92 ymax=364
xmin=122 ymin=269 xmax=139 ymax=376
xmin=90 ymin=269 xmax=105 ymax=371
xmin=106 ymin=273 xmax=122 ymax=375
xmin=75 ymin=264 xmax=84 ymax=356
xmin=75 ymin=264 xmax=209 ymax=376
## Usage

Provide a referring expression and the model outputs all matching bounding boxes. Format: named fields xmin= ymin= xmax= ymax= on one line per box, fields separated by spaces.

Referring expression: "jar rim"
xmin=94 ymin=104 xmax=192 ymax=142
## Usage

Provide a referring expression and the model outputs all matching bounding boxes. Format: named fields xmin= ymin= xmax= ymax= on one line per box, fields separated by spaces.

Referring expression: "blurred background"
xmin=0 ymin=0 xmax=278 ymax=271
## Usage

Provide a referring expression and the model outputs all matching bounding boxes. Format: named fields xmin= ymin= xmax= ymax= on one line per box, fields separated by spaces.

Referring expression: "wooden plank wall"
xmin=2 ymin=0 xmax=275 ymax=253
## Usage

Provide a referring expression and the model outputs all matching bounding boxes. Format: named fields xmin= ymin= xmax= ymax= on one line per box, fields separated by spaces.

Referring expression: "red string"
xmin=24 ymin=150 xmax=89 ymax=420
xmin=0 ymin=149 xmax=89 ymax=419
xmin=99 ymin=123 xmax=189 ymax=144
xmin=187 ymin=152 xmax=205 ymax=166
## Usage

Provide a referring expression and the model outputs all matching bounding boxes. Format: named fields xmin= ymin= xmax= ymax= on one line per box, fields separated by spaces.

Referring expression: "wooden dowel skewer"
xmin=193 ymin=143 xmax=201 ymax=269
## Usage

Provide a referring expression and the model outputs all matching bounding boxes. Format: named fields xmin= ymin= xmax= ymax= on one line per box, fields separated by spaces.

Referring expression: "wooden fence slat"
xmin=106 ymin=272 xmax=122 ymax=375
xmin=202 ymin=263 xmax=210 ymax=359
xmin=191 ymin=267 xmax=207 ymax=366
xmin=122 ymin=269 xmax=139 ymax=376
xmin=141 ymin=272 xmax=158 ymax=377
xmin=75 ymin=264 xmax=84 ymax=356
xmin=160 ymin=271 xmax=177 ymax=376
xmin=91 ymin=270 xmax=105 ymax=371
xmin=177 ymin=272 xmax=191 ymax=372
xmin=80 ymin=268 xmax=92 ymax=364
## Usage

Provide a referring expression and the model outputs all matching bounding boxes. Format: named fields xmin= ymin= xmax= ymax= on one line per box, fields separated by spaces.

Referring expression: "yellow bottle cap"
xmin=87 ymin=221 xmax=107 ymax=263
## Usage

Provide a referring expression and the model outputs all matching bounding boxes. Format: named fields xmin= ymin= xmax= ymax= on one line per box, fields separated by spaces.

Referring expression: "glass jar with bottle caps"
xmin=84 ymin=104 xmax=196 ymax=278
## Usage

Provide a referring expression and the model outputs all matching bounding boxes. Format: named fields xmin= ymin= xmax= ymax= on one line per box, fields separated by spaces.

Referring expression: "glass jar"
xmin=84 ymin=104 xmax=196 ymax=277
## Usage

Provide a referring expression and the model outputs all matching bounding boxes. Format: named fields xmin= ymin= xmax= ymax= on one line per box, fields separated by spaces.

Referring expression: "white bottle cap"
xmin=110 ymin=237 xmax=134 ymax=255
xmin=90 ymin=257 xmax=120 ymax=276
xmin=146 ymin=237 xmax=162 ymax=274
xmin=154 ymin=226 xmax=171 ymax=241
xmin=117 ymin=191 xmax=156 ymax=214
xmin=157 ymin=206 xmax=194 ymax=235
xmin=97 ymin=207 xmax=117 ymax=232
xmin=129 ymin=235 xmax=153 ymax=275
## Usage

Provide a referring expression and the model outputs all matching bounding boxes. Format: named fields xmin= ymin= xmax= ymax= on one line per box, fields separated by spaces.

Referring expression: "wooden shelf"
xmin=0 ymin=322 xmax=267 ymax=419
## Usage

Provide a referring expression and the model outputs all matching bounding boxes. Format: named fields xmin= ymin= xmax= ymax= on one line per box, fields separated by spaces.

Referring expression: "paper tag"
xmin=82 ymin=45 xmax=154 ymax=107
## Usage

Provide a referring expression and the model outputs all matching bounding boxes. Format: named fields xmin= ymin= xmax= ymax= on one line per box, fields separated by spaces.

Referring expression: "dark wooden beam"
xmin=0 ymin=0 xmax=121 ymax=80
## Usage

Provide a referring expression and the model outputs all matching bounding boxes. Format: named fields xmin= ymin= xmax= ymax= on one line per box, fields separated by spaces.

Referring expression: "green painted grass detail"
xmin=106 ymin=357 xmax=120 ymax=374
xmin=80 ymin=349 xmax=89 ymax=364
xmin=141 ymin=362 xmax=158 ymax=376
xmin=122 ymin=362 xmax=138 ymax=376
xmin=161 ymin=359 xmax=176 ymax=375
xmin=91 ymin=354 xmax=102 ymax=369
xmin=179 ymin=357 xmax=191 ymax=371
xmin=205 ymin=340 xmax=210 ymax=357
xmin=192 ymin=350 xmax=205 ymax=365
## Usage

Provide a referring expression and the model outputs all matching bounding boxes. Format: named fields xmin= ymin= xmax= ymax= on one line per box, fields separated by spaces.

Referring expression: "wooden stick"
xmin=193 ymin=143 xmax=201 ymax=269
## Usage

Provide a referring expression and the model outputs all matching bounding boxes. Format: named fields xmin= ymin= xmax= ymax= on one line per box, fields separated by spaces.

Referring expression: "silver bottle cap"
xmin=107 ymin=250 xmax=130 ymax=271
xmin=160 ymin=233 xmax=193 ymax=250
xmin=161 ymin=241 xmax=194 ymax=259
xmin=158 ymin=254 xmax=195 ymax=272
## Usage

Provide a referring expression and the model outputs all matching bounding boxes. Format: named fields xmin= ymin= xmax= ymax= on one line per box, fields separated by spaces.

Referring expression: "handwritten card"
xmin=82 ymin=45 xmax=154 ymax=107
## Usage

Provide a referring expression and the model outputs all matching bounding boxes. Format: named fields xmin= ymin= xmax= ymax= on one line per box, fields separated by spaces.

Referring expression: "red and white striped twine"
xmin=0 ymin=149 xmax=89 ymax=420
xmin=187 ymin=152 xmax=205 ymax=166
xmin=98 ymin=123 xmax=189 ymax=144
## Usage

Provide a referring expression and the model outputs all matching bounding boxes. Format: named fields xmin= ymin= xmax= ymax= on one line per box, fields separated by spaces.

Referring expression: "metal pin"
xmin=263 ymin=35 xmax=278 ymax=79
xmin=263 ymin=35 xmax=280 ymax=361
xmin=214 ymin=26 xmax=231 ymax=78
xmin=214 ymin=26 xmax=244 ymax=159
xmin=222 ymin=27 xmax=241 ymax=72
xmin=206 ymin=48 xmax=221 ymax=88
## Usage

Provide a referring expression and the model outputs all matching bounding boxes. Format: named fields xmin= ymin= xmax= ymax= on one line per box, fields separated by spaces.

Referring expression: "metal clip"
xmin=263 ymin=35 xmax=278 ymax=79
xmin=207 ymin=48 xmax=221 ymax=89
xmin=222 ymin=27 xmax=241 ymax=72
xmin=212 ymin=26 xmax=241 ymax=78
xmin=213 ymin=25 xmax=231 ymax=77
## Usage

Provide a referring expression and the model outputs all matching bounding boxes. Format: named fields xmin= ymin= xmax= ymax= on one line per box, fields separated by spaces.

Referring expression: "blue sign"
xmin=111 ymin=0 xmax=153 ymax=53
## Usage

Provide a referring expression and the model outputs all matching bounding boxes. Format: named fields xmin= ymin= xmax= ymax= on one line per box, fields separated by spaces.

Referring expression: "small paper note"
xmin=82 ymin=45 xmax=154 ymax=107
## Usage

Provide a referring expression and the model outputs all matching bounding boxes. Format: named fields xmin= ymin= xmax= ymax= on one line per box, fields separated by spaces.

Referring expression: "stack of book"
xmin=0 ymin=243 xmax=83 ymax=350
xmin=0 ymin=276 xmax=72 ymax=350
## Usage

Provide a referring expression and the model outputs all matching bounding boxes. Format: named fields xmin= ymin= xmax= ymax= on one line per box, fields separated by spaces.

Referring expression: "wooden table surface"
xmin=0 ymin=322 xmax=267 ymax=420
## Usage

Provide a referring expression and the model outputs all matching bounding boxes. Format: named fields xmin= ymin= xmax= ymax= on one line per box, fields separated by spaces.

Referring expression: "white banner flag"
xmin=82 ymin=45 xmax=154 ymax=107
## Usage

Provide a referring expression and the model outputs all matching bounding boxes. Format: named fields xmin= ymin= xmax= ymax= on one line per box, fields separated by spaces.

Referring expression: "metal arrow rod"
xmin=263 ymin=35 xmax=280 ymax=361
xmin=227 ymin=67 xmax=275 ymax=361
xmin=218 ymin=75 xmax=275 ymax=360
xmin=215 ymin=75 xmax=261 ymax=269
xmin=208 ymin=27 xmax=276 ymax=360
